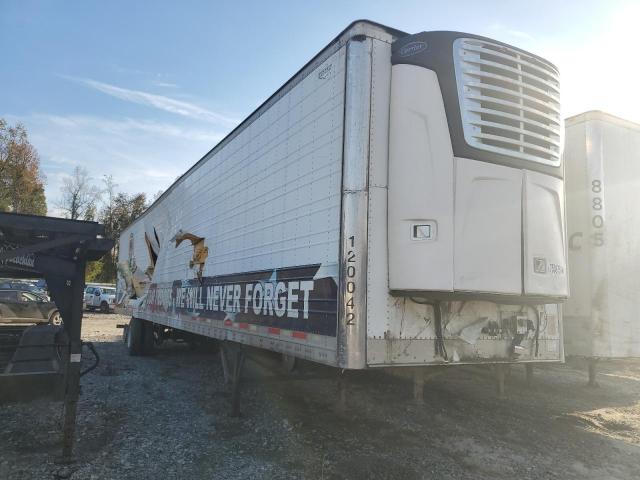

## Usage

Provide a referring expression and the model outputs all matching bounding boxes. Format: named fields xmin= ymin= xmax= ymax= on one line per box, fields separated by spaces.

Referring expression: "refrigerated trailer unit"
xmin=564 ymin=111 xmax=640 ymax=360
xmin=117 ymin=21 xmax=567 ymax=370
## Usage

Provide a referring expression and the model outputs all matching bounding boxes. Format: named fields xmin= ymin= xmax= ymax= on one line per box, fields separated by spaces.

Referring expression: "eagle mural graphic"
xmin=171 ymin=229 xmax=209 ymax=281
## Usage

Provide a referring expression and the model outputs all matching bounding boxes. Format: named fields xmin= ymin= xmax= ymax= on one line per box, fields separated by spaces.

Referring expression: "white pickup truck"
xmin=84 ymin=286 xmax=116 ymax=313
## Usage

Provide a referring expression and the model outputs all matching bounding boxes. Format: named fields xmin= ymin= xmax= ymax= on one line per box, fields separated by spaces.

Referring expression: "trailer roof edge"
xmin=565 ymin=110 xmax=640 ymax=131
xmin=122 ymin=20 xmax=407 ymax=235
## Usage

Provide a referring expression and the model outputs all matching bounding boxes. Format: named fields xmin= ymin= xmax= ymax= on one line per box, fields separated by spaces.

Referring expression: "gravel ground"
xmin=1 ymin=313 xmax=640 ymax=479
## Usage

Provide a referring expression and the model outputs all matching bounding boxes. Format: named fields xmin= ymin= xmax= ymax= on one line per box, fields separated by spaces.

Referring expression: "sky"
xmin=1 ymin=0 xmax=638 ymax=216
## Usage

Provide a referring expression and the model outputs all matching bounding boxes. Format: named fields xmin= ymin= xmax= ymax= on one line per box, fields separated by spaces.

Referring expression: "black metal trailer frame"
xmin=0 ymin=212 xmax=112 ymax=461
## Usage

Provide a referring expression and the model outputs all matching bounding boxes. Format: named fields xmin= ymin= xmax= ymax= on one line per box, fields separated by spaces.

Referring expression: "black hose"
xmin=409 ymin=297 xmax=432 ymax=305
xmin=433 ymin=301 xmax=448 ymax=361
xmin=534 ymin=310 xmax=541 ymax=357
xmin=409 ymin=297 xmax=448 ymax=361
xmin=80 ymin=341 xmax=100 ymax=376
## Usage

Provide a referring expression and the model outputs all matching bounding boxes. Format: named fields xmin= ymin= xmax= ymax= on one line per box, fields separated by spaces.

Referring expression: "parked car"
xmin=0 ymin=280 xmax=50 ymax=301
xmin=0 ymin=289 xmax=61 ymax=325
xmin=84 ymin=286 xmax=116 ymax=313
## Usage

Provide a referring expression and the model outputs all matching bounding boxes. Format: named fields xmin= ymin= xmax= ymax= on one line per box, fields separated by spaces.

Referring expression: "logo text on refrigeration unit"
xmin=399 ymin=41 xmax=428 ymax=57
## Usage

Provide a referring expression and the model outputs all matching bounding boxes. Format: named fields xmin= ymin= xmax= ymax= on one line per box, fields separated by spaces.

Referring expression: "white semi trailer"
xmin=564 ymin=111 xmax=640 ymax=381
xmin=117 ymin=21 xmax=566 ymax=374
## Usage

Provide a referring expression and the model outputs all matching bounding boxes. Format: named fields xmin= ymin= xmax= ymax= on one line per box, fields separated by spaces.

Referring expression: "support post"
xmin=336 ymin=370 xmax=348 ymax=413
xmin=282 ymin=353 xmax=296 ymax=374
xmin=494 ymin=364 xmax=506 ymax=398
xmin=587 ymin=357 xmax=598 ymax=387
xmin=412 ymin=368 xmax=425 ymax=405
xmin=60 ymin=256 xmax=87 ymax=461
xmin=220 ymin=344 xmax=231 ymax=386
xmin=525 ymin=363 xmax=534 ymax=387
xmin=230 ymin=348 xmax=245 ymax=417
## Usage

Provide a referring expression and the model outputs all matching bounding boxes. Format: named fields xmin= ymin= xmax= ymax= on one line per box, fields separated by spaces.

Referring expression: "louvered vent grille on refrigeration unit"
xmin=453 ymin=38 xmax=561 ymax=166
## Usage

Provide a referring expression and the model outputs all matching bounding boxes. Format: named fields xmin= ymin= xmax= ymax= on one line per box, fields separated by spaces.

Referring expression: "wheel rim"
xmin=50 ymin=312 xmax=62 ymax=326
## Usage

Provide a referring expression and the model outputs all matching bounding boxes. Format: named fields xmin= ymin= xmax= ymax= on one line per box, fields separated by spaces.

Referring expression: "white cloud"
xmin=37 ymin=114 xmax=224 ymax=143
xmin=62 ymin=75 xmax=239 ymax=127
xmin=4 ymin=113 xmax=228 ymax=217
xmin=152 ymin=81 xmax=179 ymax=88
xmin=487 ymin=23 xmax=535 ymax=43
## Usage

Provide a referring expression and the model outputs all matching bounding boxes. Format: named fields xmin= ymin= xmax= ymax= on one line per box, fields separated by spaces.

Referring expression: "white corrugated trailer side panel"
xmin=564 ymin=111 xmax=640 ymax=357
xmin=132 ymin=48 xmax=345 ymax=284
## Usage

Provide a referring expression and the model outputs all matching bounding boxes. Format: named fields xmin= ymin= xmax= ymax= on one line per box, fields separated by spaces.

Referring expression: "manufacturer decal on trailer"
xmin=533 ymin=257 xmax=547 ymax=274
xmin=318 ymin=64 xmax=333 ymax=79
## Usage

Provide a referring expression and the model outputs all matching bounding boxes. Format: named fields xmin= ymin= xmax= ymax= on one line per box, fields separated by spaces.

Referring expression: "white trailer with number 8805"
xmin=564 ymin=111 xmax=640 ymax=363
xmin=117 ymin=20 xmax=567 ymax=372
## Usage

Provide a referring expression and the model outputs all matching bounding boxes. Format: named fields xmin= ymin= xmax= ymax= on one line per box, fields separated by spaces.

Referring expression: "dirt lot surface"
xmin=2 ymin=313 xmax=640 ymax=479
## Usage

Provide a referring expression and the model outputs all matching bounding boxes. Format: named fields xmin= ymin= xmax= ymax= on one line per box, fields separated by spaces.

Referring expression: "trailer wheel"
xmin=126 ymin=317 xmax=144 ymax=356
xmin=141 ymin=320 xmax=155 ymax=355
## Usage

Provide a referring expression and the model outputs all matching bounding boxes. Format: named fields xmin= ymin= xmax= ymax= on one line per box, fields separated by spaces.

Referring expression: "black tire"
xmin=100 ymin=301 xmax=109 ymax=314
xmin=141 ymin=320 xmax=155 ymax=355
xmin=127 ymin=317 xmax=144 ymax=356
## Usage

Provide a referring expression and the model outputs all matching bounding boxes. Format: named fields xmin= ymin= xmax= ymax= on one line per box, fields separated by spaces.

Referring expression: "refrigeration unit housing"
xmin=117 ymin=20 xmax=567 ymax=369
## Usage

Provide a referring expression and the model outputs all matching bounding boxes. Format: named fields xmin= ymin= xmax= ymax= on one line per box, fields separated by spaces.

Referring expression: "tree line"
xmin=0 ymin=118 xmax=47 ymax=214
xmin=1 ymin=117 xmax=153 ymax=283
xmin=62 ymin=168 xmax=150 ymax=283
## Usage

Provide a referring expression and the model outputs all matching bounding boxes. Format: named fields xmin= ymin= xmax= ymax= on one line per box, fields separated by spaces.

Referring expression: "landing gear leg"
xmin=220 ymin=344 xmax=231 ymax=386
xmin=494 ymin=364 xmax=507 ymax=398
xmin=336 ymin=370 xmax=348 ymax=413
xmin=230 ymin=348 xmax=245 ymax=417
xmin=525 ymin=363 xmax=534 ymax=387
xmin=587 ymin=357 xmax=598 ymax=387
xmin=220 ymin=342 xmax=245 ymax=416
xmin=282 ymin=353 xmax=296 ymax=373
xmin=412 ymin=368 xmax=425 ymax=405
